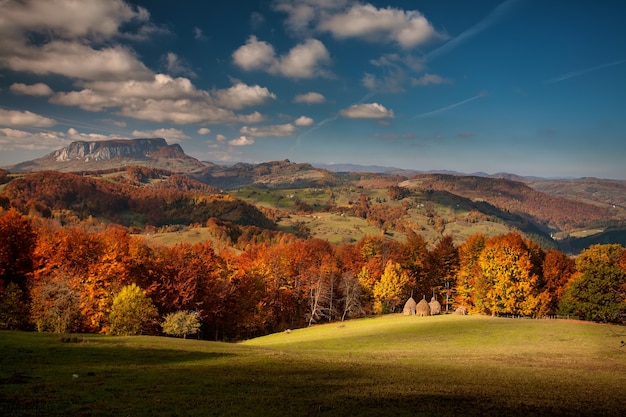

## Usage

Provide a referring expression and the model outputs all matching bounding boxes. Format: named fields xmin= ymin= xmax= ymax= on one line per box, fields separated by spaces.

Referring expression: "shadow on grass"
xmin=1 ymin=330 xmax=624 ymax=417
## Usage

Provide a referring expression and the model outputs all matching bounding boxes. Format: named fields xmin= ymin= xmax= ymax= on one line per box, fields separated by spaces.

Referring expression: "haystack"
xmin=403 ymin=297 xmax=417 ymax=315
xmin=416 ymin=297 xmax=430 ymax=317
xmin=429 ymin=296 xmax=442 ymax=315
xmin=454 ymin=306 xmax=468 ymax=315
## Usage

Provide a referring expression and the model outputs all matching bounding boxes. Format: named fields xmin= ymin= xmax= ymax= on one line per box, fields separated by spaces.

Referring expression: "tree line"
xmin=1 ymin=208 xmax=625 ymax=340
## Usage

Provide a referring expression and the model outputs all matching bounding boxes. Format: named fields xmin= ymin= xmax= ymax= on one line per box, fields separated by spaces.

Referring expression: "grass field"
xmin=2 ymin=315 xmax=625 ymax=416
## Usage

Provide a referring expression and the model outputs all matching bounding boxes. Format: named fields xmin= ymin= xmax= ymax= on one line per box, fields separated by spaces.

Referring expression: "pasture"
xmin=1 ymin=315 xmax=625 ymax=416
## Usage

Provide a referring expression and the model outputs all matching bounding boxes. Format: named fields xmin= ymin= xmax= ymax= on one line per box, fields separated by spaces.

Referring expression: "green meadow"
xmin=2 ymin=315 xmax=625 ymax=416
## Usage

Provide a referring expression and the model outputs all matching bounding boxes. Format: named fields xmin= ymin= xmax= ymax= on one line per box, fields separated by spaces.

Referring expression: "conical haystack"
xmin=454 ymin=306 xmax=468 ymax=315
xmin=416 ymin=297 xmax=430 ymax=317
xmin=403 ymin=297 xmax=417 ymax=315
xmin=429 ymin=296 xmax=442 ymax=315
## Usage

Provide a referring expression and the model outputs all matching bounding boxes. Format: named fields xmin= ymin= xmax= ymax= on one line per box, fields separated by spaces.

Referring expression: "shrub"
xmin=162 ymin=310 xmax=201 ymax=339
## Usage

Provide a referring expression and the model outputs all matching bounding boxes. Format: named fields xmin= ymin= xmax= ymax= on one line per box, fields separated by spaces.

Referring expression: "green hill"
xmin=2 ymin=315 xmax=625 ymax=416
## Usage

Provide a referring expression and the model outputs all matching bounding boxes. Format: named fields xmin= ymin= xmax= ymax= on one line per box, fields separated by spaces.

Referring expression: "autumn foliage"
xmin=1 ymin=207 xmax=625 ymax=340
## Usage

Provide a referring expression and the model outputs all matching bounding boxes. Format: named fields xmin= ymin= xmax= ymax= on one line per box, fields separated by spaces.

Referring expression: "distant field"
xmin=2 ymin=315 xmax=625 ymax=416
xmin=279 ymin=212 xmax=382 ymax=244
xmin=139 ymin=227 xmax=225 ymax=248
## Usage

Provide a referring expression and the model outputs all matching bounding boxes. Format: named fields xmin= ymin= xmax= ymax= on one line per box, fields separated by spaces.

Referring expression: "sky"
xmin=0 ymin=0 xmax=625 ymax=179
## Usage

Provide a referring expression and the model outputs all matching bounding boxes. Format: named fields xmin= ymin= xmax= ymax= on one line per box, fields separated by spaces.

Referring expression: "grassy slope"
xmin=2 ymin=316 xmax=625 ymax=416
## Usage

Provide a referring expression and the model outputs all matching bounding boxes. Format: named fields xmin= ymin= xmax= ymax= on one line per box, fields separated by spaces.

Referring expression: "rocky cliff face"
xmin=53 ymin=138 xmax=176 ymax=162
xmin=6 ymin=138 xmax=205 ymax=173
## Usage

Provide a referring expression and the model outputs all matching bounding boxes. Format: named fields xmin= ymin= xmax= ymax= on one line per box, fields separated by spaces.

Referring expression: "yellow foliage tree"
xmin=478 ymin=233 xmax=541 ymax=316
xmin=373 ymin=261 xmax=410 ymax=314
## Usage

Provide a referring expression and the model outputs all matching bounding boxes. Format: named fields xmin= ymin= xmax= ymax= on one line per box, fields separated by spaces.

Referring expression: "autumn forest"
xmin=1 ymin=165 xmax=626 ymax=341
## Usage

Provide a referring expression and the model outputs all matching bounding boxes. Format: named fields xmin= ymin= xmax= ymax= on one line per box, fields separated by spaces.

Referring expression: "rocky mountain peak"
xmin=6 ymin=138 xmax=205 ymax=173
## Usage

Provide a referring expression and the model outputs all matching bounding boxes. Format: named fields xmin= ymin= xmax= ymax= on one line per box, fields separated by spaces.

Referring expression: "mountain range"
xmin=2 ymin=138 xmax=624 ymax=252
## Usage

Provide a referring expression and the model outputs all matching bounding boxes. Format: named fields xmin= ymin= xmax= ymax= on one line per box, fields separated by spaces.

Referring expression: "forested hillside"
xmin=400 ymin=174 xmax=612 ymax=231
xmin=1 ymin=208 xmax=625 ymax=341
xmin=0 ymin=170 xmax=274 ymax=229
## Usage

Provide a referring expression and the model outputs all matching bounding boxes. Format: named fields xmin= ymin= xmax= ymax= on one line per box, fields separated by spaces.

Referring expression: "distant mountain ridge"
xmin=6 ymin=138 xmax=205 ymax=173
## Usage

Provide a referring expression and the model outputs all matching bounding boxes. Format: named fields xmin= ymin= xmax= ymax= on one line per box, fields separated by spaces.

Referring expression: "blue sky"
xmin=1 ymin=0 xmax=625 ymax=178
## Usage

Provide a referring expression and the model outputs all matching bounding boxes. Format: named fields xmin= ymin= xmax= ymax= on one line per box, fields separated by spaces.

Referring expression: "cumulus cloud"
xmin=295 ymin=116 xmax=314 ymax=126
xmin=278 ymin=39 xmax=332 ymax=78
xmin=411 ymin=73 xmax=452 ymax=86
xmin=9 ymin=83 xmax=54 ymax=96
xmin=0 ymin=127 xmax=125 ymax=153
xmin=232 ymin=36 xmax=276 ymax=71
xmin=214 ymin=83 xmax=276 ymax=110
xmin=229 ymin=135 xmax=255 ymax=146
xmin=272 ymin=0 xmax=350 ymax=34
xmin=293 ymin=92 xmax=326 ymax=103
xmin=0 ymin=109 xmax=57 ymax=127
xmin=3 ymin=42 xmax=153 ymax=81
xmin=340 ymin=103 xmax=395 ymax=119
xmin=0 ymin=0 xmax=155 ymax=81
xmin=240 ymin=124 xmax=296 ymax=137
xmin=0 ymin=128 xmax=70 ymax=151
xmin=216 ymin=134 xmax=227 ymax=142
xmin=132 ymin=128 xmax=190 ymax=142
xmin=0 ymin=0 xmax=150 ymax=41
xmin=198 ymin=128 xmax=211 ymax=135
xmin=232 ymin=36 xmax=332 ymax=79
xmin=50 ymin=75 xmax=270 ymax=124
xmin=66 ymin=127 xmax=125 ymax=142
xmin=318 ymin=4 xmax=443 ymax=48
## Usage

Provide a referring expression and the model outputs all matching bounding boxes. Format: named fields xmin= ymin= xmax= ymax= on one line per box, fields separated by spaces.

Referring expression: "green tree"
xmin=559 ymin=244 xmax=626 ymax=323
xmin=162 ymin=310 xmax=201 ymax=338
xmin=109 ymin=283 xmax=158 ymax=336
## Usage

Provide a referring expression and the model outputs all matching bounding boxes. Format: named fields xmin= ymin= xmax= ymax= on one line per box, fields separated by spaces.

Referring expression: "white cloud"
xmin=9 ymin=83 xmax=54 ymax=96
xmin=318 ymin=4 xmax=443 ymax=48
xmin=276 ymin=39 xmax=331 ymax=78
xmin=118 ymin=100 xmax=264 ymax=125
xmin=0 ymin=128 xmax=70 ymax=151
xmin=0 ymin=0 xmax=149 ymax=41
xmin=240 ymin=124 xmax=296 ymax=137
xmin=198 ymin=128 xmax=211 ymax=135
xmin=216 ymin=134 xmax=227 ymax=142
xmin=0 ymin=0 xmax=156 ymax=81
xmin=164 ymin=52 xmax=196 ymax=77
xmin=0 ymin=109 xmax=57 ymax=127
xmin=272 ymin=0 xmax=350 ymax=34
xmin=50 ymin=75 xmax=270 ymax=125
xmin=229 ymin=135 xmax=255 ymax=146
xmin=295 ymin=116 xmax=314 ymax=126
xmin=214 ymin=83 xmax=276 ymax=110
xmin=293 ymin=92 xmax=326 ymax=103
xmin=232 ymin=36 xmax=331 ymax=79
xmin=132 ymin=128 xmax=190 ymax=143
xmin=411 ymin=73 xmax=452 ymax=86
xmin=340 ymin=103 xmax=395 ymax=119
xmin=232 ymin=36 xmax=276 ymax=71
xmin=66 ymin=127 xmax=124 ymax=142
xmin=0 ymin=127 xmax=126 ymax=152
xmin=3 ymin=41 xmax=153 ymax=81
